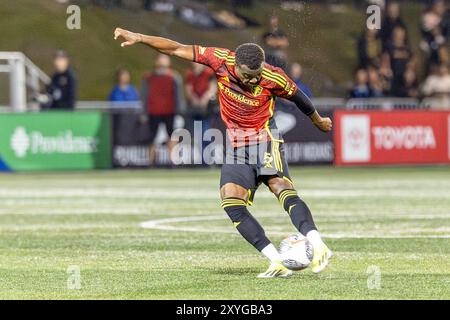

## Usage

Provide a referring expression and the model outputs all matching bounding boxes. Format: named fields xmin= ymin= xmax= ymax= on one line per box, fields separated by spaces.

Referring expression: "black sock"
xmin=222 ymin=197 xmax=271 ymax=251
xmin=277 ymin=189 xmax=317 ymax=236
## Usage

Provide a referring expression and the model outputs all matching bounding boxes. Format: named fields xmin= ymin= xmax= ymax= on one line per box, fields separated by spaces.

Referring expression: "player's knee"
xmin=220 ymin=183 xmax=248 ymax=201
xmin=268 ymin=178 xmax=293 ymax=195
xmin=221 ymin=198 xmax=249 ymax=223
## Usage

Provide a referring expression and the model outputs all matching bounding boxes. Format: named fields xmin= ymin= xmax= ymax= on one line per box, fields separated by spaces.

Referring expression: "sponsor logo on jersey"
xmin=263 ymin=152 xmax=273 ymax=168
xmin=218 ymin=82 xmax=260 ymax=106
xmin=251 ymin=85 xmax=263 ymax=97
xmin=285 ymin=82 xmax=296 ymax=96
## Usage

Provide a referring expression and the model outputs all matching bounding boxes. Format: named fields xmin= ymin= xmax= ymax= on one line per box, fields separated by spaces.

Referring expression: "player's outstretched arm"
xmin=113 ymin=28 xmax=194 ymax=61
xmin=288 ymin=88 xmax=332 ymax=133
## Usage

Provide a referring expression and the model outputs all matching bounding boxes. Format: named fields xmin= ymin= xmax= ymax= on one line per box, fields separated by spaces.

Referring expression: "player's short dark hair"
xmin=235 ymin=43 xmax=265 ymax=70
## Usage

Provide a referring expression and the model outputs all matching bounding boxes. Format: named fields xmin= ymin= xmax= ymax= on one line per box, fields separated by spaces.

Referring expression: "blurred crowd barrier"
xmin=1 ymin=98 xmax=450 ymax=171
xmin=335 ymin=110 xmax=450 ymax=165
xmin=0 ymin=111 xmax=111 ymax=171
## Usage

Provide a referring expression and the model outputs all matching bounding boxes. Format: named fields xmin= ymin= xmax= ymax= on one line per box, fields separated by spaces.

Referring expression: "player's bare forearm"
xmin=139 ymin=34 xmax=193 ymax=60
xmin=113 ymin=28 xmax=194 ymax=61
xmin=309 ymin=110 xmax=333 ymax=133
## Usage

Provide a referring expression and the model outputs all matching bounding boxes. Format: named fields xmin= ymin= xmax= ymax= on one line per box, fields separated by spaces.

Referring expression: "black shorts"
xmin=148 ymin=114 xmax=175 ymax=143
xmin=220 ymin=139 xmax=292 ymax=205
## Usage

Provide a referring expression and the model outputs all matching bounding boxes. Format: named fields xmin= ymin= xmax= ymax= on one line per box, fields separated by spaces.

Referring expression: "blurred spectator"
xmin=422 ymin=63 xmax=450 ymax=109
xmin=443 ymin=2 xmax=450 ymax=39
xmin=290 ymin=62 xmax=312 ymax=98
xmin=262 ymin=15 xmax=289 ymax=70
xmin=108 ymin=68 xmax=139 ymax=102
xmin=357 ymin=28 xmax=382 ymax=68
xmin=350 ymin=68 xmax=371 ymax=98
xmin=185 ymin=62 xmax=217 ymax=157
xmin=399 ymin=68 xmax=420 ymax=98
xmin=143 ymin=0 xmax=153 ymax=10
xmin=382 ymin=26 xmax=413 ymax=96
xmin=142 ymin=54 xmax=185 ymax=165
xmin=45 ymin=50 xmax=77 ymax=110
xmin=367 ymin=64 xmax=385 ymax=97
xmin=379 ymin=1 xmax=408 ymax=48
xmin=420 ymin=0 xmax=449 ymax=70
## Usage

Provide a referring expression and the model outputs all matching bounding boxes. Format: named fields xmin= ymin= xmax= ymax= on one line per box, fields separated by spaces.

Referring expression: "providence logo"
xmin=10 ymin=126 xmax=99 ymax=158
xmin=10 ymin=127 xmax=30 ymax=158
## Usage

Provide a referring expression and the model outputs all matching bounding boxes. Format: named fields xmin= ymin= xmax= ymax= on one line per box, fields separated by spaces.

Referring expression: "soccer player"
xmin=114 ymin=28 xmax=333 ymax=278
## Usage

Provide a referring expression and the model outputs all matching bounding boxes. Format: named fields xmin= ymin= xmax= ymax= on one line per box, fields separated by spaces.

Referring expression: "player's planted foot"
xmin=257 ymin=261 xmax=293 ymax=278
xmin=311 ymin=243 xmax=333 ymax=273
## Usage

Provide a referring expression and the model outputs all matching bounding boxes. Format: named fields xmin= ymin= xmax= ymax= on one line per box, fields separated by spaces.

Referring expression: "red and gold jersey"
xmin=193 ymin=45 xmax=297 ymax=147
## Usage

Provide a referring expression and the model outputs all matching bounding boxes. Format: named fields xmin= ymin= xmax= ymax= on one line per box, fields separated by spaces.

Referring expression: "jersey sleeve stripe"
xmin=214 ymin=51 xmax=227 ymax=58
xmin=262 ymin=71 xmax=287 ymax=87
xmin=226 ymin=56 xmax=235 ymax=65
xmin=262 ymin=73 xmax=286 ymax=88
xmin=262 ymin=69 xmax=287 ymax=84
xmin=214 ymin=50 xmax=228 ymax=58
xmin=263 ymin=68 xmax=288 ymax=82
xmin=262 ymin=70 xmax=287 ymax=87
xmin=214 ymin=53 xmax=228 ymax=60
xmin=215 ymin=48 xmax=229 ymax=55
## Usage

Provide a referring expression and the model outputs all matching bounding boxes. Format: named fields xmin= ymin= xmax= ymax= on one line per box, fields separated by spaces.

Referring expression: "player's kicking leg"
xmin=267 ymin=176 xmax=333 ymax=273
xmin=220 ymin=182 xmax=292 ymax=278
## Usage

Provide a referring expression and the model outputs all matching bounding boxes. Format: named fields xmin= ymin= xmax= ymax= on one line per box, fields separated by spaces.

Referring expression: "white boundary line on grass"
xmin=139 ymin=214 xmax=450 ymax=239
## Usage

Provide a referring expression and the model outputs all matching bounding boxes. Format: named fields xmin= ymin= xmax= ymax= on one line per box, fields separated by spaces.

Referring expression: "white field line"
xmin=0 ymin=188 xmax=449 ymax=199
xmin=0 ymin=205 xmax=449 ymax=220
xmin=0 ymin=223 xmax=122 ymax=231
xmin=139 ymin=214 xmax=450 ymax=239
xmin=0 ymin=178 xmax=449 ymax=188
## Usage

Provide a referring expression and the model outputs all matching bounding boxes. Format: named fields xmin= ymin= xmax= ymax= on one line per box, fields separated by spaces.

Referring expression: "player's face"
xmin=236 ymin=64 xmax=263 ymax=86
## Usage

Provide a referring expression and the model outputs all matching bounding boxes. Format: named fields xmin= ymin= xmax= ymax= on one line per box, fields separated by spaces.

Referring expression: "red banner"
xmin=334 ymin=111 xmax=450 ymax=165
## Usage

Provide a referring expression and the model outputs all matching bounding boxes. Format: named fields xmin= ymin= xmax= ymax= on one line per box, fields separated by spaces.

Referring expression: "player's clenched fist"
xmin=114 ymin=28 xmax=142 ymax=47
xmin=314 ymin=117 xmax=333 ymax=132
xmin=309 ymin=111 xmax=333 ymax=133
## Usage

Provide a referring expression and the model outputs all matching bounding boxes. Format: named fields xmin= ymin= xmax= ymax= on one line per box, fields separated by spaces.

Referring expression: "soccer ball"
xmin=279 ymin=234 xmax=314 ymax=271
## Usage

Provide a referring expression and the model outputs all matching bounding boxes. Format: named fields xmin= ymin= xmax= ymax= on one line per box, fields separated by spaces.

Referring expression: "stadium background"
xmin=0 ymin=0 xmax=449 ymax=300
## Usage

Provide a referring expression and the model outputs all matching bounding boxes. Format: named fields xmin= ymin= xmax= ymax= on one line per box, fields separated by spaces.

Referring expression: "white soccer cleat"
xmin=257 ymin=261 xmax=293 ymax=278
xmin=311 ymin=244 xmax=333 ymax=273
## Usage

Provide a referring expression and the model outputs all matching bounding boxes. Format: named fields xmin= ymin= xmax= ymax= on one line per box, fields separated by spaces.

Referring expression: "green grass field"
xmin=0 ymin=166 xmax=449 ymax=300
